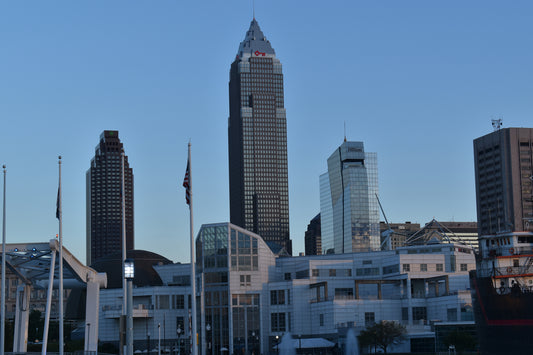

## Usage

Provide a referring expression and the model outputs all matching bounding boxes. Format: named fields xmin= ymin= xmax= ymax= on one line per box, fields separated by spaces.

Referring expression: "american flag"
xmin=183 ymin=159 xmax=190 ymax=205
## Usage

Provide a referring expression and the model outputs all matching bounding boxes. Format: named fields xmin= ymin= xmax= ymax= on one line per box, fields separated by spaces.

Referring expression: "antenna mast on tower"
xmin=492 ymin=118 xmax=503 ymax=131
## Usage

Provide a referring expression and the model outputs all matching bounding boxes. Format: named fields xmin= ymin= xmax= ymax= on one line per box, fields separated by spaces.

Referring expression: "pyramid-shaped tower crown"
xmin=237 ymin=19 xmax=276 ymax=58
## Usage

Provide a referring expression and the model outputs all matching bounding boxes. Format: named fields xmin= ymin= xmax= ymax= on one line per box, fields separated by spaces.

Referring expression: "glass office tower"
xmin=320 ymin=141 xmax=379 ymax=254
xmin=228 ymin=19 xmax=292 ymax=254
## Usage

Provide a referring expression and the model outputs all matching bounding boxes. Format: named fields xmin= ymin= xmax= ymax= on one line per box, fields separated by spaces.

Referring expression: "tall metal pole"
xmin=126 ymin=278 xmax=133 ymax=355
xmin=122 ymin=149 xmax=127 ymax=355
xmin=58 ymin=156 xmax=64 ymax=355
xmin=158 ymin=323 xmax=161 ymax=355
xmin=187 ymin=143 xmax=197 ymax=355
xmin=1 ymin=165 xmax=6 ymax=355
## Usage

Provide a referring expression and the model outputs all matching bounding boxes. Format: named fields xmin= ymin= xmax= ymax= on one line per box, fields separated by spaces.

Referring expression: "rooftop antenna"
xmin=344 ymin=121 xmax=347 ymax=142
xmin=252 ymin=0 xmax=255 ymax=19
xmin=491 ymin=117 xmax=503 ymax=131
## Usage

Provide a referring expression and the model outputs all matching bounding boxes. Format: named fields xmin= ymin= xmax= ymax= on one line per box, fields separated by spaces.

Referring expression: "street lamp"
xmin=125 ymin=259 xmax=135 ymax=355
xmin=206 ymin=324 xmax=211 ymax=355
xmin=158 ymin=323 xmax=161 ymax=355
xmin=275 ymin=336 xmax=279 ymax=355
xmin=177 ymin=327 xmax=182 ymax=355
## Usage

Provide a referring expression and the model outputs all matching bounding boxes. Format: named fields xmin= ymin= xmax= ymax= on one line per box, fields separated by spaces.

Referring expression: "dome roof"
xmin=91 ymin=249 xmax=172 ymax=288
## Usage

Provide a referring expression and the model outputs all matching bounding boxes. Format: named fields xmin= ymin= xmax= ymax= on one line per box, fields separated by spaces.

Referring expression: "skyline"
xmin=2 ymin=1 xmax=533 ymax=264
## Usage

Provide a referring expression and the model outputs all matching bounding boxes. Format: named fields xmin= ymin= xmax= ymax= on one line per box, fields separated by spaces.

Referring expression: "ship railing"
xmin=495 ymin=265 xmax=533 ymax=276
xmin=485 ymin=246 xmax=533 ymax=258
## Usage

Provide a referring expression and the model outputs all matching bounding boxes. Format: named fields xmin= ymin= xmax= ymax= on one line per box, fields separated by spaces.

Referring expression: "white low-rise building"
xmin=97 ymin=222 xmax=476 ymax=354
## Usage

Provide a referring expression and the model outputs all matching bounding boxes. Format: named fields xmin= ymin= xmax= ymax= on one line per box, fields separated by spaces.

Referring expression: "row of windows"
xmin=156 ymin=294 xmax=186 ymax=309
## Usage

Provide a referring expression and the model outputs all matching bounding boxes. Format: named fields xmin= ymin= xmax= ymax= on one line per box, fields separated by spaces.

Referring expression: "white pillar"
xmin=85 ymin=280 xmax=101 ymax=352
xmin=13 ymin=284 xmax=31 ymax=352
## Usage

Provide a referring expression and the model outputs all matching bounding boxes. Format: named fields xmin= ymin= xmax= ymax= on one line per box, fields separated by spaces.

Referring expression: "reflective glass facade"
xmin=320 ymin=141 xmax=379 ymax=254
xmin=228 ymin=19 xmax=291 ymax=254
xmin=197 ymin=223 xmax=267 ymax=355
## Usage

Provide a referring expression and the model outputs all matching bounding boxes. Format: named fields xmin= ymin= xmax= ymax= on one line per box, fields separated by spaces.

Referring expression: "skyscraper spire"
xmin=229 ymin=20 xmax=292 ymax=255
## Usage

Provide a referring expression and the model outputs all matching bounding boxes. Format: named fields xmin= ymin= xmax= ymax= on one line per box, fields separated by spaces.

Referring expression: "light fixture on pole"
xmin=205 ymin=324 xmax=211 ymax=355
xmin=125 ymin=259 xmax=134 ymax=355
xmin=158 ymin=323 xmax=161 ymax=355
xmin=176 ymin=327 xmax=182 ymax=355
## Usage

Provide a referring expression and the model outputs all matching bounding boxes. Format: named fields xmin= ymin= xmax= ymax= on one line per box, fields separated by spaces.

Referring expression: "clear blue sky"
xmin=2 ymin=1 xmax=533 ymax=264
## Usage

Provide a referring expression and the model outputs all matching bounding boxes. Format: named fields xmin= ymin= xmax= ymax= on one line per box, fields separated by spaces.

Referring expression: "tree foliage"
xmin=358 ymin=320 xmax=406 ymax=354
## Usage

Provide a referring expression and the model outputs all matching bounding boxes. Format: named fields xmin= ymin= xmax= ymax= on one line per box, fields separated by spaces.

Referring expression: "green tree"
xmin=358 ymin=320 xmax=406 ymax=354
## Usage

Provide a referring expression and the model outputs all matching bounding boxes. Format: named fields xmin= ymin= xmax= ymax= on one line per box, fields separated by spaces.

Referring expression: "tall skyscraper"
xmin=86 ymin=130 xmax=134 ymax=265
xmin=474 ymin=127 xmax=533 ymax=235
xmin=228 ymin=19 xmax=292 ymax=254
xmin=320 ymin=141 xmax=380 ymax=254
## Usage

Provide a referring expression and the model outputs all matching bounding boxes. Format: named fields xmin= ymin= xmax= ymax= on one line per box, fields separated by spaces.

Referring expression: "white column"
xmin=13 ymin=284 xmax=31 ymax=352
xmin=85 ymin=280 xmax=102 ymax=352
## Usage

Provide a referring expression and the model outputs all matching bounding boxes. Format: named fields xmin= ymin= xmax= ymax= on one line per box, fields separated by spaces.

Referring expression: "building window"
xmin=420 ymin=264 xmax=427 ymax=272
xmin=413 ymin=307 xmax=427 ymax=323
xmin=335 ymin=288 xmax=354 ymax=300
xmin=312 ymin=269 xmax=319 ymax=277
xmin=450 ymin=255 xmax=456 ymax=272
xmin=284 ymin=273 xmax=291 ymax=280
xmin=271 ymin=313 xmax=286 ymax=332
xmin=403 ymin=264 xmax=410 ymax=272
xmin=364 ymin=312 xmax=375 ymax=326
xmin=173 ymin=295 xmax=185 ymax=309
xmin=402 ymin=307 xmax=408 ymax=321
xmin=240 ymin=275 xmax=251 ymax=287
xmin=460 ymin=264 xmax=468 ymax=271
xmin=329 ymin=269 xmax=336 ymax=277
xmin=383 ymin=265 xmax=399 ymax=274
xmin=436 ymin=264 xmax=443 ymax=272
xmin=319 ymin=314 xmax=324 ymax=327
xmin=513 ymin=259 xmax=520 ymax=267
xmin=157 ymin=295 xmax=170 ymax=309
xmin=447 ymin=308 xmax=458 ymax=322
xmin=270 ymin=290 xmax=285 ymax=305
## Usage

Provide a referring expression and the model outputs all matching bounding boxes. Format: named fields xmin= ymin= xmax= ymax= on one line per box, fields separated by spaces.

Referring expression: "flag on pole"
xmin=56 ymin=187 xmax=60 ymax=219
xmin=183 ymin=159 xmax=190 ymax=205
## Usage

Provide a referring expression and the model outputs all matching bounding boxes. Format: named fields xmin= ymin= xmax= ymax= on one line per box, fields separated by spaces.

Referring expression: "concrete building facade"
xmin=474 ymin=127 xmax=533 ymax=235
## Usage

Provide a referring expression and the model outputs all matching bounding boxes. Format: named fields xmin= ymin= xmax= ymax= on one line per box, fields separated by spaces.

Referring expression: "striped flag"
xmin=183 ymin=159 xmax=190 ymax=205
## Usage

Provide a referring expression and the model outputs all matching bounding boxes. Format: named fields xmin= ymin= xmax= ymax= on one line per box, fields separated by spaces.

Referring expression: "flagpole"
xmin=121 ymin=148 xmax=127 ymax=355
xmin=1 ymin=164 xmax=6 ymax=355
xmin=58 ymin=156 xmax=64 ymax=355
xmin=185 ymin=143 xmax=197 ymax=355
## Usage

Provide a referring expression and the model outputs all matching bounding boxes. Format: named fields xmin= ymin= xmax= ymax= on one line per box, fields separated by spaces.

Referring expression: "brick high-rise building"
xmin=228 ymin=19 xmax=292 ymax=254
xmin=86 ymin=130 xmax=134 ymax=265
xmin=474 ymin=127 xmax=533 ymax=235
